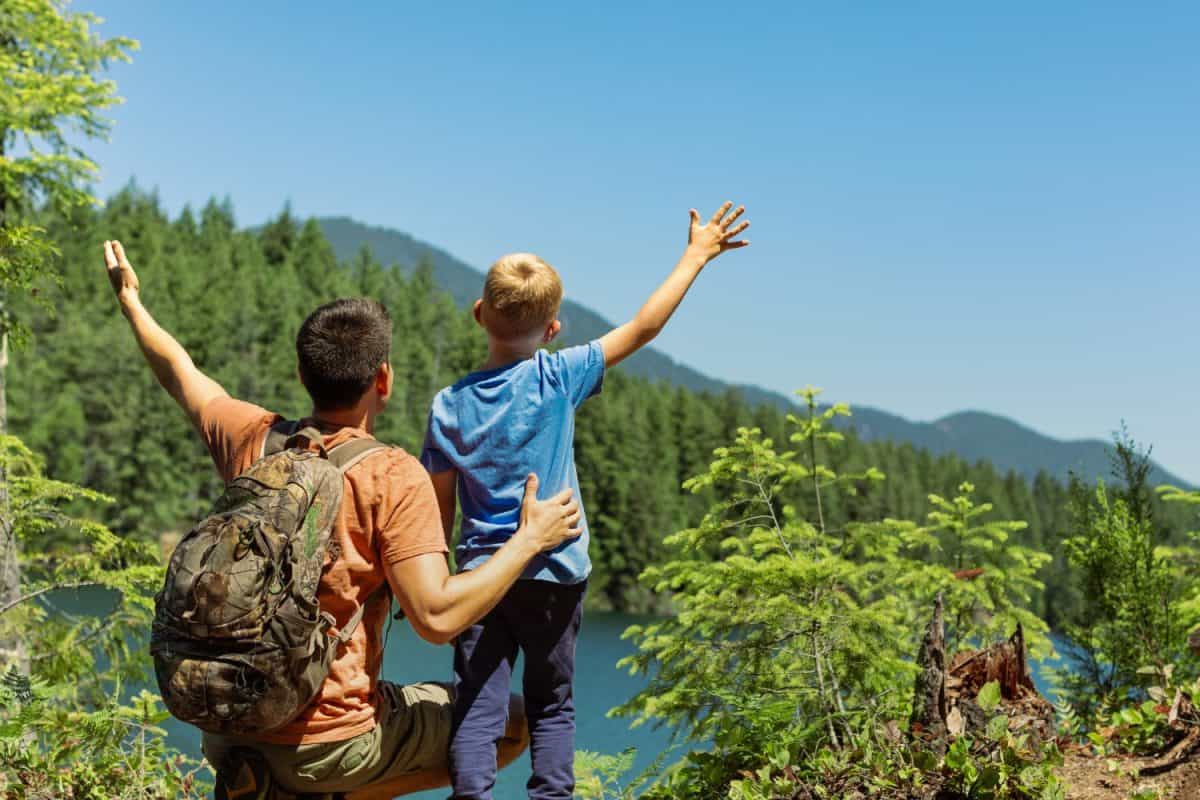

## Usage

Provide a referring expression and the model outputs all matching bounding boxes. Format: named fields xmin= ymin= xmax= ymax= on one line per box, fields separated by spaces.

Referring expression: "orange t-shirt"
xmin=198 ymin=396 xmax=448 ymax=745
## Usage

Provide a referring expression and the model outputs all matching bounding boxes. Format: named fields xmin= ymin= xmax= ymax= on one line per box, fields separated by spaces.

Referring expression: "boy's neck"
xmin=482 ymin=340 xmax=539 ymax=371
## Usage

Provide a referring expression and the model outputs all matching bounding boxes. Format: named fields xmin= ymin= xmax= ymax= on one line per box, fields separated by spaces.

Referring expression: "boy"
xmin=102 ymin=241 xmax=583 ymax=798
xmin=421 ymin=202 xmax=750 ymax=799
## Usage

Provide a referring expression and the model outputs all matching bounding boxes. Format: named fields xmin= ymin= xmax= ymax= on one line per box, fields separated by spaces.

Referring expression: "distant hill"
xmin=841 ymin=407 xmax=1190 ymax=487
xmin=316 ymin=216 xmax=1190 ymax=487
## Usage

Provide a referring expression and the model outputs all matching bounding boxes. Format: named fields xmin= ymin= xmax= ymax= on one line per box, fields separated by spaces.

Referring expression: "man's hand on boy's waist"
xmin=513 ymin=473 xmax=582 ymax=555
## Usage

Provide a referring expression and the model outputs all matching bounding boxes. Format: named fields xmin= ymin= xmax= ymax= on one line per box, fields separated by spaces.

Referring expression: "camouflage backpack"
xmin=151 ymin=421 xmax=388 ymax=736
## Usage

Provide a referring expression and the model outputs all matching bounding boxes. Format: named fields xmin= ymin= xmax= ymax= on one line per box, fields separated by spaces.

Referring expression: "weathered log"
xmin=910 ymin=593 xmax=949 ymax=752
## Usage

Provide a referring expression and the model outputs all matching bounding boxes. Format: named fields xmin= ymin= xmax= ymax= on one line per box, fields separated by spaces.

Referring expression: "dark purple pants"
xmin=449 ymin=579 xmax=586 ymax=800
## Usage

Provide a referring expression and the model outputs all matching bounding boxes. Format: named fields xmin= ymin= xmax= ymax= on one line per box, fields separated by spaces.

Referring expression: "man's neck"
xmin=309 ymin=405 xmax=375 ymax=434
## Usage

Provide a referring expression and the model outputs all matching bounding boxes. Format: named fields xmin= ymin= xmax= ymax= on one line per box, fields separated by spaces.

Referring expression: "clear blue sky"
xmin=79 ymin=1 xmax=1200 ymax=482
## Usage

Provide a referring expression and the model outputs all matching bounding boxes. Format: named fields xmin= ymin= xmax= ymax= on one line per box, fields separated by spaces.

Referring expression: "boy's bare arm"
xmin=103 ymin=240 xmax=229 ymax=429
xmin=598 ymin=201 xmax=750 ymax=369
xmin=429 ymin=468 xmax=458 ymax=549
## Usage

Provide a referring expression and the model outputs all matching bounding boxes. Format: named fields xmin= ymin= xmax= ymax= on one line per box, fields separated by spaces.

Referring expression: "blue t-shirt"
xmin=420 ymin=341 xmax=605 ymax=583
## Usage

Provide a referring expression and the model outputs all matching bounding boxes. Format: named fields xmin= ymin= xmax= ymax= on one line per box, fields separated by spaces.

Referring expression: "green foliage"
xmin=1157 ymin=484 xmax=1200 ymax=631
xmin=613 ymin=392 xmax=915 ymax=752
xmin=575 ymin=749 xmax=638 ymax=800
xmin=5 ymin=188 xmax=1156 ymax=620
xmin=938 ymin=726 xmax=1065 ymax=800
xmin=0 ymin=436 xmax=206 ymax=797
xmin=904 ymin=482 xmax=1053 ymax=659
xmin=0 ymin=678 xmax=206 ymax=798
xmin=1056 ymin=434 xmax=1196 ymax=725
xmin=0 ymin=0 xmax=136 ymax=337
xmin=610 ymin=391 xmax=1063 ymax=798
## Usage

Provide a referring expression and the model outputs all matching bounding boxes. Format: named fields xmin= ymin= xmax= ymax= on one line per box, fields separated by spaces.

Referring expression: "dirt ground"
xmin=1058 ymin=751 xmax=1200 ymax=799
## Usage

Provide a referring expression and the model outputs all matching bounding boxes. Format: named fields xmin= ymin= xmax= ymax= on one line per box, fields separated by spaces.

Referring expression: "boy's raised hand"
xmin=598 ymin=200 xmax=752 ymax=369
xmin=103 ymin=240 xmax=140 ymax=304
xmin=687 ymin=201 xmax=750 ymax=264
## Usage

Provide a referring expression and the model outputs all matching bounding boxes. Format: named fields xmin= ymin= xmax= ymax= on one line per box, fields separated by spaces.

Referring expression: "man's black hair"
xmin=296 ymin=298 xmax=393 ymax=411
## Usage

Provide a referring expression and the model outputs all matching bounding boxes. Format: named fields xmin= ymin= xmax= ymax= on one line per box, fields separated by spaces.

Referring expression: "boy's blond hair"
xmin=481 ymin=253 xmax=563 ymax=339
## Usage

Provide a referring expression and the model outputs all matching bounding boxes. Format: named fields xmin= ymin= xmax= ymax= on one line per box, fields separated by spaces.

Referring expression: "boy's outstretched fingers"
xmin=710 ymin=200 xmax=734 ymax=225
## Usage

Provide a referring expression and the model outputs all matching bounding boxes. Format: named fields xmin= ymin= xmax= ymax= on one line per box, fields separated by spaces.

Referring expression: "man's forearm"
xmin=120 ymin=297 xmax=195 ymax=400
xmin=118 ymin=294 xmax=226 ymax=425
xmin=420 ymin=532 xmax=542 ymax=642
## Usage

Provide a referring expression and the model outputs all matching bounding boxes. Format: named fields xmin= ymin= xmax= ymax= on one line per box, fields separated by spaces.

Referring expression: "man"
xmin=103 ymin=240 xmax=581 ymax=798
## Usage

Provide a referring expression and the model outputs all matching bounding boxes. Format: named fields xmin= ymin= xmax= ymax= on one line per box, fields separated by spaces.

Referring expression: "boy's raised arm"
xmin=103 ymin=240 xmax=229 ymax=429
xmin=598 ymin=201 xmax=750 ymax=369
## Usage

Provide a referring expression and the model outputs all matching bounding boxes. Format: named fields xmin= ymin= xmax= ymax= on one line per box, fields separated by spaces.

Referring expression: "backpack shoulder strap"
xmin=260 ymin=420 xmax=330 ymax=461
xmin=333 ymin=583 xmax=390 ymax=646
xmin=260 ymin=420 xmax=298 ymax=460
xmin=324 ymin=437 xmax=394 ymax=644
xmin=327 ymin=437 xmax=390 ymax=474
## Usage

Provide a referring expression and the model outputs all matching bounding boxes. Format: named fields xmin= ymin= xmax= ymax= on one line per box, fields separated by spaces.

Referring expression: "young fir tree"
xmin=613 ymin=390 xmax=922 ymax=796
xmin=902 ymin=481 xmax=1053 ymax=659
xmin=1058 ymin=433 xmax=1191 ymax=717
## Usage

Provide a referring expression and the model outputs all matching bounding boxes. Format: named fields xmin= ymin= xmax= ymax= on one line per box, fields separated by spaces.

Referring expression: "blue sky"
xmin=79 ymin=1 xmax=1200 ymax=482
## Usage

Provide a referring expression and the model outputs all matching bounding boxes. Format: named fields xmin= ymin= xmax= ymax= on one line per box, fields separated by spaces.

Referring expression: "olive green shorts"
xmin=202 ymin=681 xmax=454 ymax=795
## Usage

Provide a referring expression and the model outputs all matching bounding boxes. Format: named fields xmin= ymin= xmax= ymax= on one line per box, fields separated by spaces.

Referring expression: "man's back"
xmin=199 ymin=396 xmax=447 ymax=744
xmin=422 ymin=341 xmax=604 ymax=584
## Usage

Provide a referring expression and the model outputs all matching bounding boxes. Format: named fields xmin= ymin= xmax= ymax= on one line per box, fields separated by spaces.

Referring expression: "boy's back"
xmin=422 ymin=341 xmax=604 ymax=584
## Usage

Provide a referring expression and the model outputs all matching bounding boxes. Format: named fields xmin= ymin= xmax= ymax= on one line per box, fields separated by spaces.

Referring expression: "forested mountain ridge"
xmin=843 ymin=407 xmax=1190 ymax=487
xmin=317 ymin=215 xmax=1190 ymax=487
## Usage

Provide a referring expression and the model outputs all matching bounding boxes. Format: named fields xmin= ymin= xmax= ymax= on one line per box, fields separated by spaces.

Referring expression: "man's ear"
xmin=473 ymin=299 xmax=484 ymax=327
xmin=543 ymin=319 xmax=562 ymax=344
xmin=375 ymin=362 xmax=393 ymax=402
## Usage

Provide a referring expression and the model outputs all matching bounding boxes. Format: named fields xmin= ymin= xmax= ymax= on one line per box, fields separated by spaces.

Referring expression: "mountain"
xmin=315 ymin=216 xmax=1190 ymax=487
xmin=841 ymin=407 xmax=1190 ymax=487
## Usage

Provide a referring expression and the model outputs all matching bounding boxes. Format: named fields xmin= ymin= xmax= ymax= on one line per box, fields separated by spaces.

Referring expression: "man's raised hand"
xmin=103 ymin=240 xmax=140 ymax=303
xmin=687 ymin=201 xmax=750 ymax=264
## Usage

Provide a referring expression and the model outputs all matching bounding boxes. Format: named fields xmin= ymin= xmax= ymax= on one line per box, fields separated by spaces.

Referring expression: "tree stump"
xmin=910 ymin=596 xmax=1055 ymax=749
xmin=910 ymin=593 xmax=949 ymax=753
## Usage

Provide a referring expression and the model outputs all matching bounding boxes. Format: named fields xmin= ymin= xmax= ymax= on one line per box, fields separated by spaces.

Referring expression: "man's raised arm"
xmin=103 ymin=240 xmax=228 ymax=429
xmin=598 ymin=201 xmax=750 ymax=369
